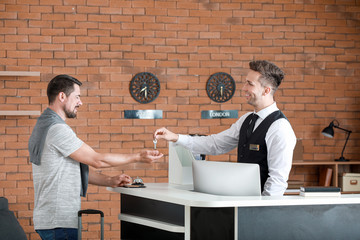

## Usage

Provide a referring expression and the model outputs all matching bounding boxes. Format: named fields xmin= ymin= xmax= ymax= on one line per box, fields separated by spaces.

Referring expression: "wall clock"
xmin=129 ymin=72 xmax=160 ymax=104
xmin=206 ymin=72 xmax=236 ymax=103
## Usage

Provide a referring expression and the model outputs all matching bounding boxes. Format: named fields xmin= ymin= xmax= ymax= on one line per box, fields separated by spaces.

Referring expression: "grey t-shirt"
xmin=32 ymin=124 xmax=83 ymax=230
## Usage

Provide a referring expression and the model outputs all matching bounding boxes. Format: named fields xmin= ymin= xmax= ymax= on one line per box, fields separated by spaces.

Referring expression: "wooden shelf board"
xmin=293 ymin=161 xmax=335 ymax=166
xmin=293 ymin=161 xmax=360 ymax=166
xmin=0 ymin=110 xmax=41 ymax=116
xmin=0 ymin=71 xmax=40 ymax=76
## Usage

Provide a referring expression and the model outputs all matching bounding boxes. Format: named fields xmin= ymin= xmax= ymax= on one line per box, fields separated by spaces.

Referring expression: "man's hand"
xmin=138 ymin=149 xmax=163 ymax=163
xmin=109 ymin=174 xmax=132 ymax=188
xmin=89 ymin=170 xmax=132 ymax=187
xmin=153 ymin=127 xmax=179 ymax=142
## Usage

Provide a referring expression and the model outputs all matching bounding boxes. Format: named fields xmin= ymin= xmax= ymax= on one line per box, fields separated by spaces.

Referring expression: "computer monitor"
xmin=192 ymin=160 xmax=261 ymax=196
xmin=168 ymin=142 xmax=194 ymax=185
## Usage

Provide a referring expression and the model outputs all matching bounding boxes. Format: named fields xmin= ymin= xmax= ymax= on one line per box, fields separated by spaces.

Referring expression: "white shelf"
xmin=119 ymin=213 xmax=185 ymax=233
xmin=0 ymin=71 xmax=40 ymax=76
xmin=0 ymin=110 xmax=40 ymax=116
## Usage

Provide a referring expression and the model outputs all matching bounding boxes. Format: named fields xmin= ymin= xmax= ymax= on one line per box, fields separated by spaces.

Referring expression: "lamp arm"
xmin=340 ymin=131 xmax=351 ymax=158
xmin=333 ymin=125 xmax=352 ymax=134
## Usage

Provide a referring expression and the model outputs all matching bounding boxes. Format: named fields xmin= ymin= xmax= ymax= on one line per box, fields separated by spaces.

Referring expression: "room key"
xmin=153 ymin=138 xmax=157 ymax=150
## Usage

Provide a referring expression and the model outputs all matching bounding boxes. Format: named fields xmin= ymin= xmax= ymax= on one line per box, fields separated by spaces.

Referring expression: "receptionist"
xmin=154 ymin=60 xmax=296 ymax=196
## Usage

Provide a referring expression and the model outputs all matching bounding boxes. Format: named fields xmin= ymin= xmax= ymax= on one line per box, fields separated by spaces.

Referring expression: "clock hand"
xmin=220 ymin=86 xmax=223 ymax=97
xmin=140 ymin=86 xmax=148 ymax=99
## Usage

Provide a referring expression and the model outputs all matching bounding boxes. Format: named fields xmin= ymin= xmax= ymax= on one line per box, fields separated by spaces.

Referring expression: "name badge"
xmin=249 ymin=144 xmax=260 ymax=151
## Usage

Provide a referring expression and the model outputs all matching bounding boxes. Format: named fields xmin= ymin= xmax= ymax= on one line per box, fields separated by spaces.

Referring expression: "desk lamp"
xmin=321 ymin=120 xmax=352 ymax=162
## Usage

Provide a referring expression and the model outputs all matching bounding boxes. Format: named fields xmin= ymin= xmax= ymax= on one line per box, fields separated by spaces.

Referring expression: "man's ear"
xmin=58 ymin=92 xmax=66 ymax=102
xmin=263 ymin=86 xmax=272 ymax=96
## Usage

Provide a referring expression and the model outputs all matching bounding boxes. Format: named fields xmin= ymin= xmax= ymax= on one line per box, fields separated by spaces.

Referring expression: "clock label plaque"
xmin=124 ymin=110 xmax=163 ymax=119
xmin=201 ymin=110 xmax=238 ymax=119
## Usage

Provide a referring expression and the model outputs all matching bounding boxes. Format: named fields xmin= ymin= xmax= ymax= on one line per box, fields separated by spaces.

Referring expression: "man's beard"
xmin=246 ymin=93 xmax=260 ymax=108
xmin=64 ymin=106 xmax=78 ymax=118
xmin=246 ymin=97 xmax=256 ymax=107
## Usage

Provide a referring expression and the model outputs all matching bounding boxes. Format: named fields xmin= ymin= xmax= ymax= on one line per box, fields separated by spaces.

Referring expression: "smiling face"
xmin=63 ymin=84 xmax=82 ymax=119
xmin=242 ymin=70 xmax=273 ymax=111
xmin=242 ymin=70 xmax=263 ymax=106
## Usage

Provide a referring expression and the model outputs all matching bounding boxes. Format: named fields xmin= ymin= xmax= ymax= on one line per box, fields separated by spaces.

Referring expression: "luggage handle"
xmin=78 ymin=209 xmax=104 ymax=217
xmin=78 ymin=209 xmax=104 ymax=240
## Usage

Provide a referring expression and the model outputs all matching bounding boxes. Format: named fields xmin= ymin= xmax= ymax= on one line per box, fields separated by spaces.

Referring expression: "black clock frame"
xmin=206 ymin=72 xmax=236 ymax=103
xmin=129 ymin=72 xmax=160 ymax=104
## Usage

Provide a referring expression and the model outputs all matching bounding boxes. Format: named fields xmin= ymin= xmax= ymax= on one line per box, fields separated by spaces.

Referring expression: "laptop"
xmin=192 ymin=160 xmax=261 ymax=196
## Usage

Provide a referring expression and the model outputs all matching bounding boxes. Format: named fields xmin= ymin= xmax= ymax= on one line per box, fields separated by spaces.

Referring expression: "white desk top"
xmin=108 ymin=183 xmax=360 ymax=208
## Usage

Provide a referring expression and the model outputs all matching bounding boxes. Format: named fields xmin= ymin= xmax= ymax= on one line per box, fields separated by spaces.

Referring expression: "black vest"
xmin=237 ymin=110 xmax=287 ymax=191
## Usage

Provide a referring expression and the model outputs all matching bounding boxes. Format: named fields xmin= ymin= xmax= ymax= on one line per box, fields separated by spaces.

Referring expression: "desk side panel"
xmin=121 ymin=222 xmax=184 ymax=240
xmin=191 ymin=207 xmax=234 ymax=240
xmin=238 ymin=204 xmax=360 ymax=240
xmin=121 ymin=194 xmax=184 ymax=226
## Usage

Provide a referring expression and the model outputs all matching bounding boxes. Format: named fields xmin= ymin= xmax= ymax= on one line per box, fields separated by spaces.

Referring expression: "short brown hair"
xmin=47 ymin=75 xmax=82 ymax=104
xmin=249 ymin=60 xmax=284 ymax=92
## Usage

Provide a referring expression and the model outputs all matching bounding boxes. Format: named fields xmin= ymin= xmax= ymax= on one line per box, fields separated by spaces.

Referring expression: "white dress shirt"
xmin=176 ymin=102 xmax=296 ymax=196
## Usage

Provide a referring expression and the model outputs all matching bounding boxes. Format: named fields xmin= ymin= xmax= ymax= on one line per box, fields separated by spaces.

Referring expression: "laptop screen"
xmin=192 ymin=160 xmax=261 ymax=196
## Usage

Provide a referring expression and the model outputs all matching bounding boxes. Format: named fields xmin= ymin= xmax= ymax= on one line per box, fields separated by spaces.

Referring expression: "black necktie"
xmin=246 ymin=113 xmax=259 ymax=139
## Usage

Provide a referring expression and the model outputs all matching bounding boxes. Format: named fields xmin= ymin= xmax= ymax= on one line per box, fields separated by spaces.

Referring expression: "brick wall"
xmin=1 ymin=0 xmax=359 ymax=239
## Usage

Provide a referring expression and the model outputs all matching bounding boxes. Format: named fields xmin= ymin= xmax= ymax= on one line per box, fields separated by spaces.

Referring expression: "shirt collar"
xmin=254 ymin=102 xmax=279 ymax=120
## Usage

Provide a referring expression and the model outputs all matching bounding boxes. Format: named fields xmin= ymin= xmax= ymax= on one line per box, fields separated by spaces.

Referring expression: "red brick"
xmin=1 ymin=1 xmax=360 ymax=239
xmin=0 ymin=12 xmax=17 ymax=19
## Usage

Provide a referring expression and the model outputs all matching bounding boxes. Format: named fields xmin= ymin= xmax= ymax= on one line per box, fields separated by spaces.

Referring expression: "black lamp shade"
xmin=322 ymin=123 xmax=334 ymax=138
xmin=321 ymin=120 xmax=352 ymax=162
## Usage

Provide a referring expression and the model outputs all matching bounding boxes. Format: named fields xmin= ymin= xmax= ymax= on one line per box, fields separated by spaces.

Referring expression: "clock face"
xmin=206 ymin=72 xmax=236 ymax=103
xmin=129 ymin=72 xmax=160 ymax=104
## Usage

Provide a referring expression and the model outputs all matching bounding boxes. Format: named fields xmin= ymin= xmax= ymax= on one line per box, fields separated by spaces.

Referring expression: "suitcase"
xmin=78 ymin=209 xmax=104 ymax=240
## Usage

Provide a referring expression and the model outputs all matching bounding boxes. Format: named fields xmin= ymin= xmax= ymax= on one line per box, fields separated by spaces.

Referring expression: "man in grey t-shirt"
xmin=29 ymin=75 xmax=163 ymax=240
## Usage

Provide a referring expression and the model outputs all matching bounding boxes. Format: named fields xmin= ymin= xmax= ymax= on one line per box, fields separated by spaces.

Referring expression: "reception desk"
xmin=108 ymin=183 xmax=360 ymax=240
